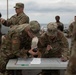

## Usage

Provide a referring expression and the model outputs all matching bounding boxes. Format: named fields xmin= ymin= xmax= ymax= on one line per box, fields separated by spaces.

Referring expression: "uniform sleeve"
xmin=3 ymin=18 xmax=13 ymax=27
xmin=19 ymin=16 xmax=29 ymax=24
xmin=38 ymin=33 xmax=48 ymax=57
xmin=68 ymin=23 xmax=73 ymax=37
xmin=59 ymin=31 xmax=70 ymax=59
xmin=37 ymin=34 xmax=47 ymax=54
xmin=16 ymin=49 xmax=28 ymax=58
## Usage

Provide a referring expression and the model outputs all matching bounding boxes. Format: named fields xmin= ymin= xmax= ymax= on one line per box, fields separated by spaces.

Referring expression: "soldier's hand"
xmin=61 ymin=55 xmax=68 ymax=62
xmin=46 ymin=45 xmax=52 ymax=51
xmin=28 ymin=48 xmax=38 ymax=56
xmin=0 ymin=18 xmax=5 ymax=24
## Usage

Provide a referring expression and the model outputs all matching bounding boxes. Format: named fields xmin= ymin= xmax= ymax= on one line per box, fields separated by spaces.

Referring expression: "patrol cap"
xmin=14 ymin=3 xmax=24 ymax=8
xmin=30 ymin=20 xmax=40 ymax=33
xmin=47 ymin=22 xmax=57 ymax=36
xmin=29 ymin=20 xmax=41 ymax=36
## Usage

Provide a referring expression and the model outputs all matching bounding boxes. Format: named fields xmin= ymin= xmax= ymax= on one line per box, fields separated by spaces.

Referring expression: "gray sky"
xmin=0 ymin=0 xmax=76 ymax=24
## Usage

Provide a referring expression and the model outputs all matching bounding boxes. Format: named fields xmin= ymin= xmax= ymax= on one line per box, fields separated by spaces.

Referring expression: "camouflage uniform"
xmin=0 ymin=3 xmax=29 ymax=75
xmin=65 ymin=22 xmax=76 ymax=75
xmin=65 ymin=43 xmax=76 ymax=75
xmin=0 ymin=21 xmax=41 ymax=75
xmin=37 ymin=22 xmax=69 ymax=75
xmin=0 ymin=13 xmax=2 ymax=48
xmin=0 ymin=24 xmax=32 ymax=75
xmin=68 ymin=21 xmax=76 ymax=55
xmin=3 ymin=3 xmax=29 ymax=27
xmin=22 ymin=21 xmax=41 ymax=75
xmin=68 ymin=22 xmax=76 ymax=37
xmin=0 ymin=23 xmax=2 ymax=47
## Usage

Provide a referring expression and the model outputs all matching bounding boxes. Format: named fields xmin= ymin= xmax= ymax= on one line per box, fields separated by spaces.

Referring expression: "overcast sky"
xmin=0 ymin=0 xmax=76 ymax=24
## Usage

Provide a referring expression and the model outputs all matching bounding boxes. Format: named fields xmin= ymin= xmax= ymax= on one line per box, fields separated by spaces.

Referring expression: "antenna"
xmin=7 ymin=0 xmax=8 ymax=19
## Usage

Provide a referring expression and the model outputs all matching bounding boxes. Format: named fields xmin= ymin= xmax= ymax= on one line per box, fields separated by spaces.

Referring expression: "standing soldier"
xmin=0 ymin=2 xmax=29 ymax=27
xmin=22 ymin=20 xmax=42 ymax=75
xmin=55 ymin=15 xmax=64 ymax=32
xmin=37 ymin=22 xmax=69 ymax=75
xmin=65 ymin=17 xmax=76 ymax=75
xmin=0 ymin=13 xmax=2 ymax=48
xmin=67 ymin=16 xmax=76 ymax=54
xmin=65 ymin=42 xmax=76 ymax=75
xmin=68 ymin=16 xmax=76 ymax=37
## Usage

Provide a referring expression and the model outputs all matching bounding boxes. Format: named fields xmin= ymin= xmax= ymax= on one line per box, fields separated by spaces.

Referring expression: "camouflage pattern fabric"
xmin=65 ymin=31 xmax=76 ymax=75
xmin=37 ymin=30 xmax=69 ymax=75
xmin=0 ymin=24 xmax=32 ymax=74
xmin=38 ymin=30 xmax=69 ymax=58
xmin=68 ymin=22 xmax=76 ymax=54
xmin=68 ymin=22 xmax=76 ymax=37
xmin=3 ymin=12 xmax=29 ymax=27
xmin=0 ymin=23 xmax=2 ymax=46
xmin=65 ymin=44 xmax=76 ymax=75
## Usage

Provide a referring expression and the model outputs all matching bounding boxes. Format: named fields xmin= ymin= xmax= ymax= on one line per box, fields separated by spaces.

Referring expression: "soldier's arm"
xmin=68 ymin=23 xmax=73 ymax=37
xmin=37 ymin=34 xmax=51 ymax=57
xmin=19 ymin=16 xmax=29 ymax=24
xmin=1 ymin=17 xmax=12 ymax=27
xmin=58 ymin=31 xmax=70 ymax=61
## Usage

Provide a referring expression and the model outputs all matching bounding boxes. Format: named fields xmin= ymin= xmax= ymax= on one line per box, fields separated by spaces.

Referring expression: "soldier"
xmin=55 ymin=15 xmax=64 ymax=32
xmin=67 ymin=16 xmax=76 ymax=54
xmin=68 ymin=16 xmax=76 ymax=37
xmin=65 ymin=20 xmax=76 ymax=75
xmin=65 ymin=43 xmax=76 ymax=75
xmin=37 ymin=22 xmax=69 ymax=75
xmin=0 ymin=2 xmax=29 ymax=27
xmin=22 ymin=20 xmax=42 ymax=75
xmin=0 ymin=20 xmax=41 ymax=75
xmin=0 ymin=13 xmax=2 ymax=48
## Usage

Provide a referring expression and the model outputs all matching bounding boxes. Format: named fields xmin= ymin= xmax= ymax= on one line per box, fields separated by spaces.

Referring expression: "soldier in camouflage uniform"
xmin=0 ymin=13 xmax=2 ymax=48
xmin=22 ymin=20 xmax=42 ymax=75
xmin=0 ymin=3 xmax=29 ymax=27
xmin=65 ymin=43 xmax=76 ymax=75
xmin=0 ymin=3 xmax=29 ymax=74
xmin=65 ymin=21 xmax=76 ymax=75
xmin=55 ymin=15 xmax=64 ymax=32
xmin=67 ymin=16 xmax=76 ymax=54
xmin=37 ymin=22 xmax=69 ymax=75
xmin=68 ymin=16 xmax=76 ymax=37
xmin=0 ymin=21 xmax=41 ymax=75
